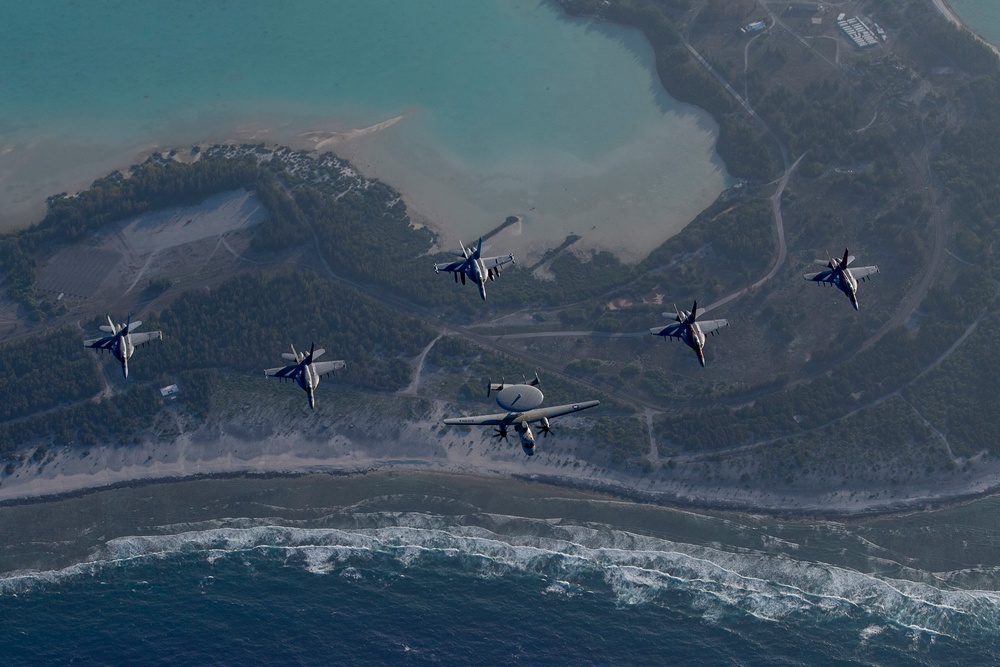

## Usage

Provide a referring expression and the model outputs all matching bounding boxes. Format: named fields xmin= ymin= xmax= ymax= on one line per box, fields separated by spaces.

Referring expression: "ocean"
xmin=946 ymin=0 xmax=1000 ymax=46
xmin=2 ymin=472 xmax=1000 ymax=665
xmin=0 ymin=0 xmax=728 ymax=259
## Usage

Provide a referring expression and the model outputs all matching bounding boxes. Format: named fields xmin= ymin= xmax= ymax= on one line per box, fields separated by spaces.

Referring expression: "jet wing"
xmin=265 ymin=363 xmax=303 ymax=380
xmin=434 ymin=259 xmax=468 ymax=273
xmin=129 ymin=331 xmax=162 ymax=346
xmin=848 ymin=265 xmax=879 ymax=281
xmin=521 ymin=400 xmax=600 ymax=422
xmin=698 ymin=319 xmax=728 ymax=335
xmin=480 ymin=254 xmax=515 ymax=270
xmin=649 ymin=323 xmax=684 ymax=338
xmin=312 ymin=360 xmax=345 ymax=377
xmin=804 ymin=269 xmax=838 ymax=284
xmin=84 ymin=334 xmax=118 ymax=350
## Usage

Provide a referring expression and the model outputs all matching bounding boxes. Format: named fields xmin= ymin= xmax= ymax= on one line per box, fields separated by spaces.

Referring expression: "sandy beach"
xmin=5 ymin=403 xmax=1000 ymax=520
xmin=932 ymin=0 xmax=1000 ymax=58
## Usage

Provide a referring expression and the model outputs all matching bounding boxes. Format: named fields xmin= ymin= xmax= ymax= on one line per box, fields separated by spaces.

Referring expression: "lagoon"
xmin=0 ymin=0 xmax=728 ymax=260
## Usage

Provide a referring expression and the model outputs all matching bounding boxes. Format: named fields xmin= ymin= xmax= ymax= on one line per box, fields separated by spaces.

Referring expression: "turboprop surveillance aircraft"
xmin=649 ymin=300 xmax=728 ymax=367
xmin=804 ymin=248 xmax=879 ymax=310
xmin=84 ymin=313 xmax=162 ymax=378
xmin=265 ymin=343 xmax=345 ymax=410
xmin=442 ymin=373 xmax=599 ymax=456
xmin=434 ymin=237 xmax=514 ymax=301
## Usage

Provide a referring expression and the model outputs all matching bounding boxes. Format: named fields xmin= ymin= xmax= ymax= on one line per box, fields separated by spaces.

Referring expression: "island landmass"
xmin=2 ymin=0 xmax=1000 ymax=521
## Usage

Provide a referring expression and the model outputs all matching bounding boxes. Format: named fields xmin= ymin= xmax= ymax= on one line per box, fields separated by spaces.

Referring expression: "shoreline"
xmin=4 ymin=428 xmax=1000 ymax=521
xmin=932 ymin=0 xmax=1000 ymax=58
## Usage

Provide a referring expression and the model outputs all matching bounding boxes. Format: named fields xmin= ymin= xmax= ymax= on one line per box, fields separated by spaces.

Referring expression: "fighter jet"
xmin=434 ymin=237 xmax=514 ymax=301
xmin=649 ymin=300 xmax=728 ymax=367
xmin=84 ymin=313 xmax=162 ymax=379
xmin=442 ymin=373 xmax=599 ymax=456
xmin=804 ymin=248 xmax=879 ymax=310
xmin=265 ymin=343 xmax=345 ymax=410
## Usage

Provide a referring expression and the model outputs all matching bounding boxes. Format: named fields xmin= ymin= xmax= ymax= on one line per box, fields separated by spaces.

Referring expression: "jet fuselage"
xmin=684 ymin=322 xmax=707 ymax=367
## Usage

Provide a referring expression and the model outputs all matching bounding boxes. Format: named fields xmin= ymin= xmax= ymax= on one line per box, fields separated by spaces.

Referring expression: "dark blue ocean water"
xmin=2 ymin=511 xmax=998 ymax=666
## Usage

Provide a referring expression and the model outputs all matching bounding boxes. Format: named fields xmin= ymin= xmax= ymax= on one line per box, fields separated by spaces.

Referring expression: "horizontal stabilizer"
xmin=281 ymin=352 xmax=299 ymax=362
xmin=311 ymin=348 xmax=325 ymax=360
xmin=99 ymin=325 xmax=116 ymax=333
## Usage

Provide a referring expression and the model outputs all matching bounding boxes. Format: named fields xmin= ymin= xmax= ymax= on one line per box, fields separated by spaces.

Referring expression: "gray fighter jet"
xmin=434 ymin=237 xmax=514 ymax=301
xmin=804 ymin=248 xmax=879 ymax=310
xmin=649 ymin=301 xmax=728 ymax=367
xmin=84 ymin=313 xmax=162 ymax=378
xmin=442 ymin=373 xmax=599 ymax=456
xmin=265 ymin=343 xmax=345 ymax=410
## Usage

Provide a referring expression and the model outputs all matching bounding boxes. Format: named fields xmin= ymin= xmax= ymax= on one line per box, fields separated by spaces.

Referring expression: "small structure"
xmin=159 ymin=384 xmax=180 ymax=399
xmin=741 ymin=20 xmax=766 ymax=34
xmin=838 ymin=16 xmax=879 ymax=49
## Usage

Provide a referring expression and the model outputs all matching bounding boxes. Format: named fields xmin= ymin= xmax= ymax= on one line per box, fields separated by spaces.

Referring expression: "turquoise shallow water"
xmin=945 ymin=0 xmax=1000 ymax=45
xmin=0 ymin=0 xmax=728 ymax=258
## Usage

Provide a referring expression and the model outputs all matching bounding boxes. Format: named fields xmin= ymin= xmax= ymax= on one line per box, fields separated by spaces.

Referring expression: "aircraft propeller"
xmin=493 ymin=426 xmax=509 ymax=441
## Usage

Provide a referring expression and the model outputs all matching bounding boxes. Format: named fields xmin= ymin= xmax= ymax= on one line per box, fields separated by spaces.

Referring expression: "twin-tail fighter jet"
xmin=442 ymin=373 xmax=599 ymax=456
xmin=434 ymin=237 xmax=514 ymax=301
xmin=265 ymin=343 xmax=345 ymax=410
xmin=84 ymin=313 xmax=162 ymax=378
xmin=649 ymin=301 xmax=728 ymax=367
xmin=803 ymin=248 xmax=879 ymax=310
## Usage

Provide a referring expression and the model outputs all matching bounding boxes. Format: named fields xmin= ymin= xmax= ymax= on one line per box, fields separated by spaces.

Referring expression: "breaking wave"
xmin=2 ymin=510 xmax=999 ymax=638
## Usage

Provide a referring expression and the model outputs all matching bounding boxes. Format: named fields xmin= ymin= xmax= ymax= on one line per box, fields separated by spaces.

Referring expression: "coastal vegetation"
xmin=5 ymin=0 xmax=1000 ymax=511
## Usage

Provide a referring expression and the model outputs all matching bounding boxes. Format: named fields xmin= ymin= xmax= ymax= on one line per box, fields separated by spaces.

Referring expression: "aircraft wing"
xmin=444 ymin=400 xmax=600 ymax=427
xmin=443 ymin=411 xmax=513 ymax=427
xmin=481 ymin=254 xmax=515 ymax=270
xmin=129 ymin=331 xmax=162 ymax=346
xmin=848 ymin=265 xmax=879 ymax=280
xmin=84 ymin=334 xmax=118 ymax=350
xmin=698 ymin=319 xmax=728 ymax=335
xmin=434 ymin=259 xmax=468 ymax=273
xmin=649 ymin=323 xmax=684 ymax=338
xmin=521 ymin=400 xmax=600 ymax=422
xmin=312 ymin=360 xmax=345 ymax=377
xmin=804 ymin=269 xmax=837 ymax=284
xmin=265 ymin=363 xmax=303 ymax=380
